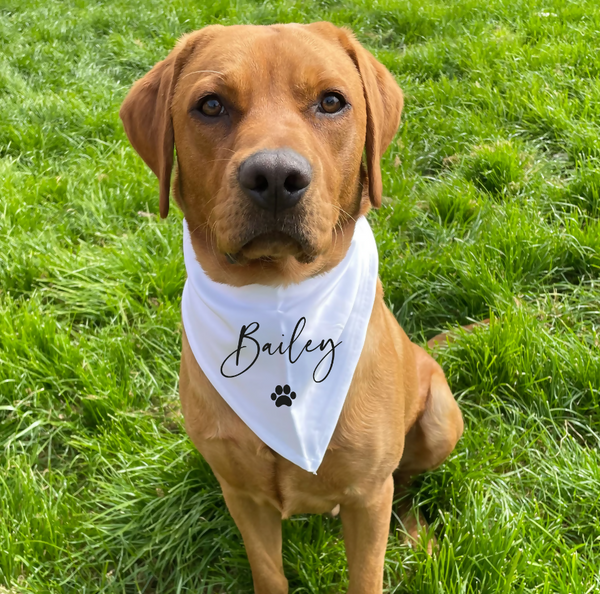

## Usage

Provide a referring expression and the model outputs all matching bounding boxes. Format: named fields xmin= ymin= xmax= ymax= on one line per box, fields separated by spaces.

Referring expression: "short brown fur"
xmin=121 ymin=22 xmax=463 ymax=593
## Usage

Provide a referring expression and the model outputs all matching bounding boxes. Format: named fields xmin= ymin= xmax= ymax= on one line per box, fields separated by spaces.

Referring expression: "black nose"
xmin=238 ymin=149 xmax=312 ymax=215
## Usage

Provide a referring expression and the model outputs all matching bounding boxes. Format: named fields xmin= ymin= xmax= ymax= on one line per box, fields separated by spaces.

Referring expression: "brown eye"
xmin=319 ymin=93 xmax=346 ymax=114
xmin=199 ymin=95 xmax=225 ymax=117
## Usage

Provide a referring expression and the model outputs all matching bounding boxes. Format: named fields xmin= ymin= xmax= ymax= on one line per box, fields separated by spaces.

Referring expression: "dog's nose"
xmin=238 ymin=149 xmax=312 ymax=215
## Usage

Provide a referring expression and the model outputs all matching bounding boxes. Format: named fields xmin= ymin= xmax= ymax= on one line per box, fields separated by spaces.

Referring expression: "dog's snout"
xmin=238 ymin=149 xmax=312 ymax=215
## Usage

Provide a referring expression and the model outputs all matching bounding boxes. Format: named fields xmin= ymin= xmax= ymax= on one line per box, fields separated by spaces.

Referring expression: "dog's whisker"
xmin=188 ymin=218 xmax=232 ymax=278
xmin=331 ymin=202 xmax=357 ymax=224
xmin=189 ymin=222 xmax=204 ymax=235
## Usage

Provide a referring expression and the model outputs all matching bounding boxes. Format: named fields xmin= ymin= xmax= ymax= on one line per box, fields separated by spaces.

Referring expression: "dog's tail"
xmin=426 ymin=319 xmax=490 ymax=350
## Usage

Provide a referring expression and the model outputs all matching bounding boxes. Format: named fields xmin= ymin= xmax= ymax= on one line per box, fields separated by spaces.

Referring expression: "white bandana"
xmin=181 ymin=216 xmax=378 ymax=473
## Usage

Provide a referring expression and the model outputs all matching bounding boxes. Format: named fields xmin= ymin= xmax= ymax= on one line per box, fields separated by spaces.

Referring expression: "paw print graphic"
xmin=271 ymin=384 xmax=297 ymax=408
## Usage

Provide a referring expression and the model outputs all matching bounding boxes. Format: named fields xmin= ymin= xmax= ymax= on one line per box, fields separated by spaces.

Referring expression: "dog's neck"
xmin=180 ymin=215 xmax=379 ymax=472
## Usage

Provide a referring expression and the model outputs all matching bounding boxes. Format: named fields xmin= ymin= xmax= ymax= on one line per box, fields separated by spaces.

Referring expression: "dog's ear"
xmin=119 ymin=30 xmax=216 ymax=218
xmin=308 ymin=23 xmax=404 ymax=208
xmin=342 ymin=33 xmax=404 ymax=208
xmin=120 ymin=51 xmax=178 ymax=218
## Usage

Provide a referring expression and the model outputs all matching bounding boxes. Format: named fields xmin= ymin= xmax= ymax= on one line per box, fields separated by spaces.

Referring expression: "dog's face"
xmin=121 ymin=23 xmax=403 ymax=285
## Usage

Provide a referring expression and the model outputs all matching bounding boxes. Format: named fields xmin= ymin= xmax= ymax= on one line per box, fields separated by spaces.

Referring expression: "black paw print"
xmin=271 ymin=384 xmax=297 ymax=408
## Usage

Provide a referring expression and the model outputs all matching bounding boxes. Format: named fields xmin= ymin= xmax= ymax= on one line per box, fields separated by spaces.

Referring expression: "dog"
xmin=120 ymin=22 xmax=463 ymax=593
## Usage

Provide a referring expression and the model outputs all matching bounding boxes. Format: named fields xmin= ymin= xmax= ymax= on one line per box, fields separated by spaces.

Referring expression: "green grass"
xmin=1 ymin=0 xmax=600 ymax=591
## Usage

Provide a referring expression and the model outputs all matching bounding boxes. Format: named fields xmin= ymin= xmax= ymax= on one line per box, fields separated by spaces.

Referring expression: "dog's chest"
xmin=180 ymin=297 xmax=408 ymax=514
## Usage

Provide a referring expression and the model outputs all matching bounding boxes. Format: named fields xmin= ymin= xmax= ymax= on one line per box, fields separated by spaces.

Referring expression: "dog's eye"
xmin=319 ymin=93 xmax=346 ymax=114
xmin=199 ymin=95 xmax=226 ymax=117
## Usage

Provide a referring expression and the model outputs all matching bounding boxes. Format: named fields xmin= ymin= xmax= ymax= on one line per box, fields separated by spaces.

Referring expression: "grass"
xmin=1 ymin=0 xmax=600 ymax=591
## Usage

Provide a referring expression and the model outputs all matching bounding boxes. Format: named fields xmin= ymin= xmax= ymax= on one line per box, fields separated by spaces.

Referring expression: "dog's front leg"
xmin=340 ymin=474 xmax=394 ymax=594
xmin=220 ymin=481 xmax=288 ymax=594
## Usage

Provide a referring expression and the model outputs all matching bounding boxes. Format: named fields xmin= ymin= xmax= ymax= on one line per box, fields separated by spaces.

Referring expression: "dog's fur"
xmin=120 ymin=22 xmax=463 ymax=593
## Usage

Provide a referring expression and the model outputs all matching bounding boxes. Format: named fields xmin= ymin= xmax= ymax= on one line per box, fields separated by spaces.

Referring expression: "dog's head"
xmin=120 ymin=23 xmax=403 ymax=285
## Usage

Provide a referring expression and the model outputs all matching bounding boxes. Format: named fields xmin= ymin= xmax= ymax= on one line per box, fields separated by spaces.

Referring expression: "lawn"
xmin=1 ymin=0 xmax=600 ymax=591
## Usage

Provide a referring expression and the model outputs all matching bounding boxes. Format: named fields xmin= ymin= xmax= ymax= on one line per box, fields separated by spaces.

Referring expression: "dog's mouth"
xmin=226 ymin=229 xmax=317 ymax=265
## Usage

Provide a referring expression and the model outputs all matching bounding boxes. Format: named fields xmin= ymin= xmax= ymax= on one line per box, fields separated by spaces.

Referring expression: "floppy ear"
xmin=344 ymin=34 xmax=404 ymax=208
xmin=308 ymin=23 xmax=404 ymax=208
xmin=119 ymin=32 xmax=207 ymax=218
xmin=352 ymin=42 xmax=404 ymax=208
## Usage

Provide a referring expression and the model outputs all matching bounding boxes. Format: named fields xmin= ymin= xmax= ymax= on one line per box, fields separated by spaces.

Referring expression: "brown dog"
xmin=120 ymin=22 xmax=463 ymax=593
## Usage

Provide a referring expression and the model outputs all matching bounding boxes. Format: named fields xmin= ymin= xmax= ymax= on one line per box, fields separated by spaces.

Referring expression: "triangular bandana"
xmin=181 ymin=216 xmax=379 ymax=473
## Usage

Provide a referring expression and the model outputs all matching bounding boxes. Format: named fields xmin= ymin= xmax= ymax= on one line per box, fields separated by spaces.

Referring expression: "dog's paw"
xmin=270 ymin=384 xmax=296 ymax=407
